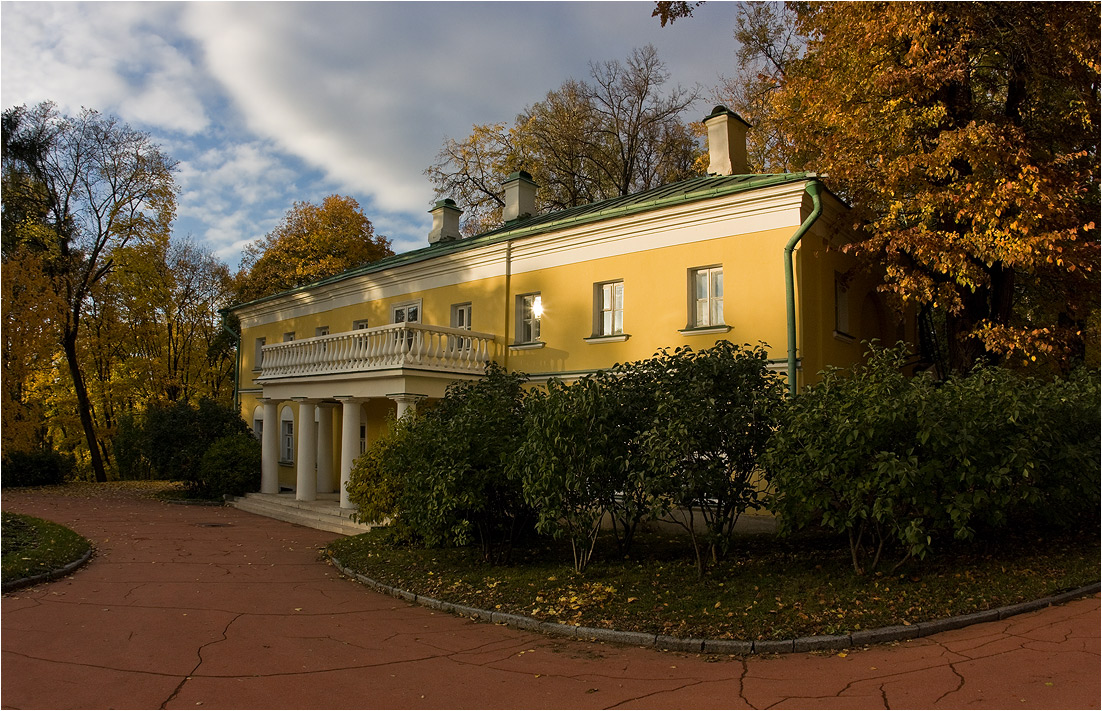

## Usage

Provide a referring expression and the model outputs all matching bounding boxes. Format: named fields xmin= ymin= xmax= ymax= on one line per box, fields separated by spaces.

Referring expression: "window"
xmin=283 ymin=332 xmax=295 ymax=343
xmin=392 ymin=302 xmax=420 ymax=350
xmin=253 ymin=337 xmax=266 ymax=371
xmin=517 ymin=293 xmax=542 ymax=344
xmin=451 ymin=302 xmax=472 ymax=351
xmin=352 ymin=319 xmax=370 ymax=330
xmin=315 ymin=326 xmax=330 ymax=337
xmin=392 ymin=302 xmax=420 ymax=324
xmin=280 ymin=420 xmax=294 ymax=463
xmin=359 ymin=424 xmax=367 ymax=455
xmin=595 ymin=281 xmax=624 ymax=336
xmin=253 ymin=419 xmax=263 ymax=441
xmin=451 ymin=302 xmax=472 ymax=330
xmin=691 ymin=266 xmax=724 ymax=328
xmin=834 ymin=272 xmax=852 ymax=338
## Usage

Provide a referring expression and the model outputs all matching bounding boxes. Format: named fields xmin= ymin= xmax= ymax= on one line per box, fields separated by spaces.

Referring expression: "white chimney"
xmin=428 ymin=198 xmax=462 ymax=244
xmin=502 ymin=170 xmax=537 ymax=222
xmin=703 ymin=105 xmax=751 ymax=176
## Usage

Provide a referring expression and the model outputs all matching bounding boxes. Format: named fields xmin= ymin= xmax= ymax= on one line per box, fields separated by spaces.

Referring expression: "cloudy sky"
xmin=2 ymin=1 xmax=743 ymax=267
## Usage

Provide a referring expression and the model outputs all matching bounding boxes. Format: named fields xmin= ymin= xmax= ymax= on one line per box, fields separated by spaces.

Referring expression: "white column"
xmin=316 ymin=403 xmax=336 ymax=494
xmin=338 ymin=397 xmax=364 ymax=509
xmin=294 ymin=398 xmax=317 ymax=502
xmin=260 ymin=399 xmax=279 ymax=494
xmin=390 ymin=393 xmax=425 ymax=420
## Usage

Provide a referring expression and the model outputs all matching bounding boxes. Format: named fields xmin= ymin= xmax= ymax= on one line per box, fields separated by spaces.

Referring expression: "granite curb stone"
xmin=702 ymin=638 xmax=754 ymax=655
xmin=326 ymin=553 xmax=1098 ymax=656
xmin=793 ymin=634 xmax=851 ymax=652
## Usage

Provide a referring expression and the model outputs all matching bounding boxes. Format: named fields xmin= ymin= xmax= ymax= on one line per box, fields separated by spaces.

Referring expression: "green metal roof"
xmin=227 ymin=171 xmax=815 ymax=312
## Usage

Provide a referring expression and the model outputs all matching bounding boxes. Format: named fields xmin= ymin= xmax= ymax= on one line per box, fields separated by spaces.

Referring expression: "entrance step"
xmin=231 ymin=493 xmax=378 ymax=536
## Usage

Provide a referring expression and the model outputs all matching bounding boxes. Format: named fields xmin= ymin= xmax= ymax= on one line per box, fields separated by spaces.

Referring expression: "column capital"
xmin=334 ymin=395 xmax=368 ymax=403
xmin=291 ymin=396 xmax=318 ymax=403
xmin=316 ymin=401 xmax=340 ymax=410
xmin=386 ymin=393 xmax=426 ymax=404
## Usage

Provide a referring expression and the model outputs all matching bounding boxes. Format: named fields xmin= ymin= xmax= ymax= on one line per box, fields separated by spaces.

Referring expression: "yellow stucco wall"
xmin=233 ymin=184 xmax=916 ymax=489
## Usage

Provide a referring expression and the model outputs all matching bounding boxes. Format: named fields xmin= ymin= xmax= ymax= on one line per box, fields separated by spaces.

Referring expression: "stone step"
xmin=231 ymin=494 xmax=377 ymax=537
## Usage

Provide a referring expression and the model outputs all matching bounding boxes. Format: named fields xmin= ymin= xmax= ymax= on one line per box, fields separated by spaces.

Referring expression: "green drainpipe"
xmin=784 ymin=179 xmax=824 ymax=396
xmin=220 ymin=310 xmax=242 ymax=413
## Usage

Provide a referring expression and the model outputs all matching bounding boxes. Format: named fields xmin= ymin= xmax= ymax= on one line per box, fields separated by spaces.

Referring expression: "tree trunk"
xmin=61 ymin=326 xmax=108 ymax=483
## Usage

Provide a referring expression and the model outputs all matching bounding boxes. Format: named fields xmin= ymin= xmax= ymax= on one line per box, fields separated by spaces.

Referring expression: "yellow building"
xmin=226 ymin=106 xmax=911 ymax=508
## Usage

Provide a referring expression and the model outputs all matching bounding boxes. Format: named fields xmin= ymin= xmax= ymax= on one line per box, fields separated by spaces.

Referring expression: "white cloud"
xmin=3 ymin=0 xmax=742 ymax=269
xmin=1 ymin=2 xmax=210 ymax=134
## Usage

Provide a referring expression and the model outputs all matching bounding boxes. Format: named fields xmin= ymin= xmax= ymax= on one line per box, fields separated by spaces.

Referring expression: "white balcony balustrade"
xmin=257 ymin=323 xmax=496 ymax=380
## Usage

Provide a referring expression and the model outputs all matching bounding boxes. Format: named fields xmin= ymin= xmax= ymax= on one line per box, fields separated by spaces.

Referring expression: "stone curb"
xmin=327 ymin=554 xmax=1099 ymax=656
xmin=2 ymin=547 xmax=94 ymax=594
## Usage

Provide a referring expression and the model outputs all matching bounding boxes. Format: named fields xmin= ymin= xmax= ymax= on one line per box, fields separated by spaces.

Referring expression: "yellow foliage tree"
xmin=772 ymin=2 xmax=1100 ymax=372
xmin=233 ymin=195 xmax=392 ymax=303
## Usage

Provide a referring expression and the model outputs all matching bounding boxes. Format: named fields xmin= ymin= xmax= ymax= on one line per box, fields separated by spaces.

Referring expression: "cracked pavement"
xmin=2 ymin=489 xmax=1098 ymax=709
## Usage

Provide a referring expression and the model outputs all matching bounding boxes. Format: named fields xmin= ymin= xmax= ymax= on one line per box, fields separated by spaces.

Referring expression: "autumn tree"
xmin=773 ymin=2 xmax=1099 ymax=373
xmin=426 ymin=45 xmax=702 ymax=234
xmin=656 ymin=1 xmax=1100 ymax=373
xmin=2 ymin=102 xmax=177 ymax=481
xmin=233 ymin=195 xmax=392 ymax=303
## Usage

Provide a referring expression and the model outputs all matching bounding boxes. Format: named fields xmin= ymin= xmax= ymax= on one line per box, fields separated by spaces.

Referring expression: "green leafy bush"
xmin=346 ymin=415 xmax=409 ymax=527
xmin=114 ymin=413 xmax=153 ymax=480
xmin=0 ymin=449 xmax=75 ymax=488
xmin=347 ymin=363 xmax=533 ymax=563
xmin=639 ymin=341 xmax=785 ymax=576
xmin=114 ymin=398 xmax=250 ymax=491
xmin=518 ymin=377 xmax=623 ymax=572
xmin=196 ymin=433 xmax=262 ymax=499
xmin=766 ymin=343 xmax=1101 ymax=574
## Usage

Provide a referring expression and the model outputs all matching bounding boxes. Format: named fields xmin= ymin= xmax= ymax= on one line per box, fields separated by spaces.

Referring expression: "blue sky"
xmin=1 ymin=1 xmax=743 ymax=268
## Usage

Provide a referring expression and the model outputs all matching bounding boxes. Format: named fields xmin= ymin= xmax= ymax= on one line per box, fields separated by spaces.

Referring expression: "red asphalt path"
xmin=2 ymin=488 xmax=1099 ymax=710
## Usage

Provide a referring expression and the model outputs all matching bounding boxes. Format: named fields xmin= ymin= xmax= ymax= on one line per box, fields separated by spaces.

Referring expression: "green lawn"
xmin=2 ymin=512 xmax=91 ymax=585
xmin=328 ymin=525 xmax=1100 ymax=640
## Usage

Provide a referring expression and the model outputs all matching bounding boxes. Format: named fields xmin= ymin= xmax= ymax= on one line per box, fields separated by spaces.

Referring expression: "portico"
xmin=251 ymin=322 xmax=497 ymax=508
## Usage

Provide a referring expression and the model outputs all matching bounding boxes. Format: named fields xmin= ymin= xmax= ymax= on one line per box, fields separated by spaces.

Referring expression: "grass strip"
xmin=2 ymin=512 xmax=91 ymax=586
xmin=328 ymin=526 xmax=1099 ymax=641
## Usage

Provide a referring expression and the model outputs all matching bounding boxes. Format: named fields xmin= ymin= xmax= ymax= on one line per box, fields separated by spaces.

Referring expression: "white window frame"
xmin=315 ymin=326 xmax=330 ymax=337
xmin=690 ymin=266 xmax=724 ymax=328
xmin=392 ymin=300 xmax=421 ymax=350
xmin=451 ymin=302 xmax=473 ymax=352
xmin=352 ymin=319 xmax=370 ymax=330
xmin=391 ymin=300 xmax=422 ymax=325
xmin=516 ymin=292 xmax=542 ymax=345
xmin=283 ymin=332 xmax=295 ymax=343
xmin=594 ymin=281 xmax=624 ymax=337
xmin=280 ymin=420 xmax=294 ymax=463
xmin=451 ymin=302 xmax=472 ymax=331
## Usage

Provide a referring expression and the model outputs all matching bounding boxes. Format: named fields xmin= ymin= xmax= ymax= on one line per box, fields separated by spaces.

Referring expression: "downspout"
xmin=220 ymin=310 xmax=242 ymax=413
xmin=784 ymin=179 xmax=823 ymax=396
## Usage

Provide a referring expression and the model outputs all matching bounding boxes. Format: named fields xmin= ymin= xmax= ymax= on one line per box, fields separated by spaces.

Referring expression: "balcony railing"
xmin=258 ymin=323 xmax=497 ymax=380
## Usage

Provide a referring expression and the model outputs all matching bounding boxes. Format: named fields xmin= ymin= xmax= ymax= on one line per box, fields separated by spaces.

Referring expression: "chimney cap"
xmin=430 ymin=198 xmax=460 ymax=212
xmin=504 ymin=170 xmax=536 ymax=184
xmin=704 ymin=105 xmax=752 ymax=128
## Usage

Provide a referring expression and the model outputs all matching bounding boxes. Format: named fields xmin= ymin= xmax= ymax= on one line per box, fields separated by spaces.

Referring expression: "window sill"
xmin=278 ymin=460 xmax=294 ymax=467
xmin=678 ymin=325 xmax=731 ymax=336
xmin=584 ymin=334 xmax=630 ymax=343
xmin=833 ymin=330 xmax=856 ymax=344
xmin=509 ymin=341 xmax=546 ymax=351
